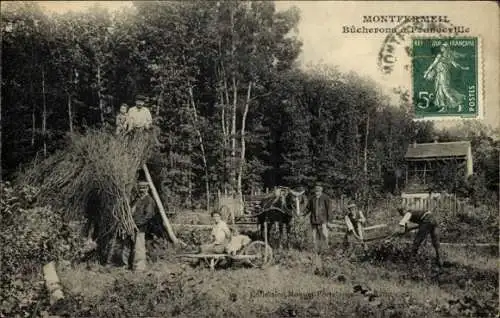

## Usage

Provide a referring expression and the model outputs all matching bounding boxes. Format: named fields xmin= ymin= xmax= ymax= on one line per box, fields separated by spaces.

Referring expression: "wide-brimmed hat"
xmin=135 ymin=95 xmax=147 ymax=103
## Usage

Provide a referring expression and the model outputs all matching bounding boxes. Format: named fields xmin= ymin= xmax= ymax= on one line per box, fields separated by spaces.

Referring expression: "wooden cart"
xmin=178 ymin=240 xmax=274 ymax=271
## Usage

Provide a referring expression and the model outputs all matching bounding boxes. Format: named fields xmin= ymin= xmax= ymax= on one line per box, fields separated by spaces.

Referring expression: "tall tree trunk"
xmin=237 ymin=82 xmax=252 ymax=209
xmin=229 ymin=6 xmax=237 ymax=196
xmin=187 ymin=142 xmax=192 ymax=208
xmin=30 ymin=31 xmax=36 ymax=148
xmin=222 ymin=66 xmax=231 ymax=192
xmin=41 ymin=67 xmax=47 ymax=157
xmin=67 ymin=68 xmax=75 ymax=133
xmin=31 ymin=107 xmax=36 ymax=147
xmin=97 ymin=63 xmax=105 ymax=125
xmin=188 ymin=85 xmax=211 ymax=212
xmin=67 ymin=93 xmax=73 ymax=133
xmin=30 ymin=72 xmax=36 ymax=147
xmin=231 ymin=75 xmax=238 ymax=196
xmin=363 ymin=112 xmax=370 ymax=177
xmin=157 ymin=76 xmax=164 ymax=116
xmin=363 ymin=112 xmax=370 ymax=206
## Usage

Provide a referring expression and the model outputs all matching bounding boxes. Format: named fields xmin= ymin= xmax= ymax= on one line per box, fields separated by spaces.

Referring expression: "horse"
xmin=256 ymin=186 xmax=307 ymax=249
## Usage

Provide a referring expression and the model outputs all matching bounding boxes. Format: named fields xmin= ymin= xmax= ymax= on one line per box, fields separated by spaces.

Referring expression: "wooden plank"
xmin=364 ymin=224 xmax=388 ymax=231
xmin=178 ymin=254 xmax=228 ymax=259
xmin=400 ymin=240 xmax=498 ymax=247
xmin=143 ymin=164 xmax=185 ymax=247
xmin=171 ymin=223 xmax=257 ymax=229
xmin=172 ymin=224 xmax=213 ymax=229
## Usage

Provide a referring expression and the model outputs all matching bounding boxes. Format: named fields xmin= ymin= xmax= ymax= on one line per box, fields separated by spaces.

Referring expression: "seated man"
xmin=199 ymin=210 xmax=232 ymax=254
xmin=225 ymin=228 xmax=252 ymax=255
xmin=395 ymin=200 xmax=442 ymax=267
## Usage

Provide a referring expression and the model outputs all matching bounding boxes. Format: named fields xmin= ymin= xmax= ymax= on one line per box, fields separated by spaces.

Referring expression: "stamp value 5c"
xmin=411 ymin=37 xmax=480 ymax=119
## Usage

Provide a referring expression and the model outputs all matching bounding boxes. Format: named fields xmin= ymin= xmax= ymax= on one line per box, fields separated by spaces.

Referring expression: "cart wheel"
xmin=242 ymin=241 xmax=273 ymax=268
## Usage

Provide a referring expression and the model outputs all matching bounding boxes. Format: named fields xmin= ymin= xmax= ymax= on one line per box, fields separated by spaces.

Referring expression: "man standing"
xmin=126 ymin=95 xmax=153 ymax=133
xmin=304 ymin=184 xmax=332 ymax=251
xmin=121 ymin=181 xmax=156 ymax=271
xmin=396 ymin=200 xmax=442 ymax=267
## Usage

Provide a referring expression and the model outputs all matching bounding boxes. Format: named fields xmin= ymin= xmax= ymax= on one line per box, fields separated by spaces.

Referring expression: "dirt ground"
xmin=53 ymin=226 xmax=498 ymax=318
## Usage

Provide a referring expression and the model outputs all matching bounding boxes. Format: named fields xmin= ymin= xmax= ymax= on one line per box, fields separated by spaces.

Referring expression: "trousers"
xmin=311 ymin=223 xmax=329 ymax=250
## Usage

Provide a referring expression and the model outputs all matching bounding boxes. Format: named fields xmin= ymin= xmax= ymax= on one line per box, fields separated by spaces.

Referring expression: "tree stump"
xmin=43 ymin=261 xmax=64 ymax=305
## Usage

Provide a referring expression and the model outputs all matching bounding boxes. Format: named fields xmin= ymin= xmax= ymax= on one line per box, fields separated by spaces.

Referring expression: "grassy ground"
xmin=51 ymin=213 xmax=498 ymax=318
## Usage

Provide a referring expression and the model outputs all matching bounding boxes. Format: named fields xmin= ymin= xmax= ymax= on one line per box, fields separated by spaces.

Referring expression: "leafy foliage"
xmin=2 ymin=2 xmax=498 ymax=208
xmin=0 ymin=182 xmax=85 ymax=317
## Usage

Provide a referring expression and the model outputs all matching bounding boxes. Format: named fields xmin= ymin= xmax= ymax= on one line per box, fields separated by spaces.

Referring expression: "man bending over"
xmin=396 ymin=200 xmax=442 ymax=267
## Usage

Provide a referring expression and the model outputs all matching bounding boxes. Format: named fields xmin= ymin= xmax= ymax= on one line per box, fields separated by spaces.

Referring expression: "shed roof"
xmin=405 ymin=141 xmax=471 ymax=160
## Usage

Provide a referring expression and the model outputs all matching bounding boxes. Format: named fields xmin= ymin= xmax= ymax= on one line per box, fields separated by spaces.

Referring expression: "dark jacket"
xmin=133 ymin=194 xmax=156 ymax=230
xmin=307 ymin=193 xmax=331 ymax=225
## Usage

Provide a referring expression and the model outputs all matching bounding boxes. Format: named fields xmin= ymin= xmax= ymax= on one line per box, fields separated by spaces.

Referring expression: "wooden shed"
xmin=403 ymin=141 xmax=473 ymax=193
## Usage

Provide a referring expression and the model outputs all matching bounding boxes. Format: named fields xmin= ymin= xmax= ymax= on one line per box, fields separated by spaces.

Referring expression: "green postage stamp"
xmin=411 ymin=37 xmax=482 ymax=120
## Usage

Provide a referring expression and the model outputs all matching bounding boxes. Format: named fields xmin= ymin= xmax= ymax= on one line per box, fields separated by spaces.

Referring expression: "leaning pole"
xmin=142 ymin=164 xmax=186 ymax=247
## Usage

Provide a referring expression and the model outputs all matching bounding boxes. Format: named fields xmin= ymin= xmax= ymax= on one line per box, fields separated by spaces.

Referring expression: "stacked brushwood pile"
xmin=21 ymin=130 xmax=156 ymax=263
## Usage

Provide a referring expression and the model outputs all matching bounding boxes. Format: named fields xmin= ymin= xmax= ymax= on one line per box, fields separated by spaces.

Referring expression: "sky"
xmin=30 ymin=1 xmax=500 ymax=130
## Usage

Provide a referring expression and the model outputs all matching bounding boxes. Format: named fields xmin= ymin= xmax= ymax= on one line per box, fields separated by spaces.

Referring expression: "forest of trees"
xmin=2 ymin=1 xmax=498 ymax=209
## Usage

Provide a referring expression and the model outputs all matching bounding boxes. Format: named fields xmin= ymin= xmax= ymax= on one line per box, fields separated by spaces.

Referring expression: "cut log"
xmin=43 ymin=261 xmax=64 ymax=305
xmin=142 ymin=164 xmax=186 ymax=247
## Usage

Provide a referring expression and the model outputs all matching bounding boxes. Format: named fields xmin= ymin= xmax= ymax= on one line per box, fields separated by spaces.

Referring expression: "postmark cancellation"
xmin=411 ymin=36 xmax=483 ymax=121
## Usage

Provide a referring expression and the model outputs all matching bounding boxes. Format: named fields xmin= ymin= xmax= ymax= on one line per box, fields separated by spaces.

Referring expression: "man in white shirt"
xmin=200 ymin=210 xmax=232 ymax=254
xmin=126 ymin=95 xmax=153 ymax=133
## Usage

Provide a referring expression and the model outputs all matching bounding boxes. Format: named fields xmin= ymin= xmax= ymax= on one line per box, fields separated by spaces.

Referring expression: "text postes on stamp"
xmin=411 ymin=37 xmax=480 ymax=120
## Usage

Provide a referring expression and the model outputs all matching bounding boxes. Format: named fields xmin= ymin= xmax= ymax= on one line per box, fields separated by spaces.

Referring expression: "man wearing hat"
xmin=126 ymin=95 xmax=153 ymax=133
xmin=121 ymin=180 xmax=156 ymax=271
xmin=304 ymin=183 xmax=332 ymax=251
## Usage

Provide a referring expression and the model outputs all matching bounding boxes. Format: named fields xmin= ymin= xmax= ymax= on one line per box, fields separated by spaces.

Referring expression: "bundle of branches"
xmin=21 ymin=130 xmax=156 ymax=260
